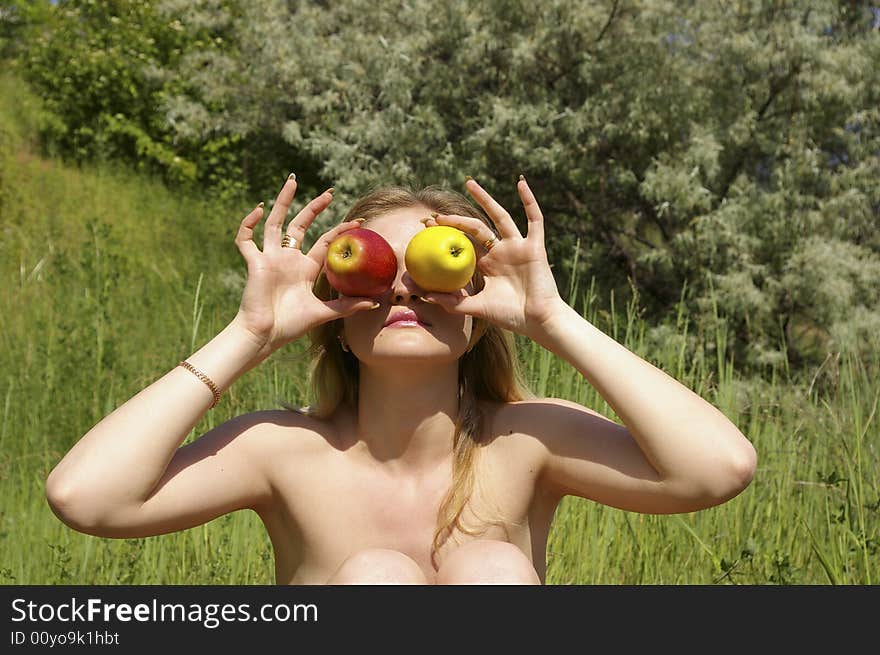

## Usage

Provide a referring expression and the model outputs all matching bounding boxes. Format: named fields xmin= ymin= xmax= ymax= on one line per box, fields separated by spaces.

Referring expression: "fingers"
xmin=284 ymin=187 xmax=335 ymax=251
xmin=421 ymin=288 xmax=479 ymax=317
xmin=305 ymin=218 xmax=367 ymax=267
xmin=516 ymin=176 xmax=545 ymax=243
xmin=463 ymin=178 xmax=523 ymax=239
xmin=235 ymin=202 xmax=265 ymax=262
xmin=264 ymin=173 xmax=298 ymax=254
xmin=322 ymin=296 xmax=381 ymax=321
xmin=236 ymin=178 xmax=338 ymax=264
xmin=422 ymin=214 xmax=498 ymax=253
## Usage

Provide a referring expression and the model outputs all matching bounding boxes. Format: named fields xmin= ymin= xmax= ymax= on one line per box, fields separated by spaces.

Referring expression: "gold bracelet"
xmin=178 ymin=360 xmax=222 ymax=408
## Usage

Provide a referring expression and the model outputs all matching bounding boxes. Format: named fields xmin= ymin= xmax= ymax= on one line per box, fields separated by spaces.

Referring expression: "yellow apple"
xmin=405 ymin=225 xmax=476 ymax=293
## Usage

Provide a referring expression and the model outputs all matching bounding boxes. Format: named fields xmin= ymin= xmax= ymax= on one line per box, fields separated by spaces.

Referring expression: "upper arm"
xmin=518 ymin=398 xmax=691 ymax=514
xmin=72 ymin=412 xmax=280 ymax=538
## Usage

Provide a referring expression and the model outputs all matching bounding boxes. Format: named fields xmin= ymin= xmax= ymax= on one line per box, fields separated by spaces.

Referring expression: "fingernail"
xmin=465 ymin=175 xmax=474 ymax=183
xmin=325 ymin=187 xmax=335 ymax=194
xmin=354 ymin=218 xmax=366 ymax=224
xmin=371 ymin=302 xmax=380 ymax=309
xmin=420 ymin=217 xmax=430 ymax=224
xmin=288 ymin=172 xmax=297 ymax=181
xmin=430 ymin=212 xmax=438 ymax=218
xmin=518 ymin=174 xmax=525 ymax=182
xmin=257 ymin=201 xmax=264 ymax=208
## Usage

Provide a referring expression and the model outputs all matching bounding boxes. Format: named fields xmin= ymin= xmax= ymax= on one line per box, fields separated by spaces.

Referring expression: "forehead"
xmin=361 ymin=206 xmax=433 ymax=250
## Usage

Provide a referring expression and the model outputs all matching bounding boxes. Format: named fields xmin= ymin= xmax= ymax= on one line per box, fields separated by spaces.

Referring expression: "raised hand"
xmin=420 ymin=177 xmax=566 ymax=341
xmin=233 ymin=174 xmax=380 ymax=352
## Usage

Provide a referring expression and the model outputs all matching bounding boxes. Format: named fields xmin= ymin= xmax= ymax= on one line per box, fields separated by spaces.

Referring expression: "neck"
xmin=348 ymin=361 xmax=461 ymax=475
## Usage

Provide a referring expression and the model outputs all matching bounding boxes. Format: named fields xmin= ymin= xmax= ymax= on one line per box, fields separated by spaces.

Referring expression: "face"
xmin=340 ymin=206 xmax=478 ymax=366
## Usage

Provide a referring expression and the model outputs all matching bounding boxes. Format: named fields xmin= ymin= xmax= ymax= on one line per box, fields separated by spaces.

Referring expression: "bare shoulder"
xmin=230 ymin=408 xmax=338 ymax=453
xmin=488 ymin=396 xmax=621 ymax=445
xmin=496 ymin=398 xmax=707 ymax=514
xmin=501 ymin=396 xmax=616 ymax=421
xmin=479 ymin=398 xmax=587 ymax=462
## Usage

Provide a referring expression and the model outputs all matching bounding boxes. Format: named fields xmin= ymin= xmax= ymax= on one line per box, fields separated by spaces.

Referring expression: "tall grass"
xmin=1 ymin=74 xmax=876 ymax=584
xmin=530 ymin=243 xmax=878 ymax=584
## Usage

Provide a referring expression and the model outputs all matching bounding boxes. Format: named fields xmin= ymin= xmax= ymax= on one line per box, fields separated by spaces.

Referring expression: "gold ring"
xmin=281 ymin=234 xmax=298 ymax=249
xmin=483 ymin=235 xmax=497 ymax=251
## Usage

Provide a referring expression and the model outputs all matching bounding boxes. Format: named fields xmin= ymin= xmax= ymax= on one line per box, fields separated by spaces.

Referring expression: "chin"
xmin=356 ymin=343 xmax=467 ymax=364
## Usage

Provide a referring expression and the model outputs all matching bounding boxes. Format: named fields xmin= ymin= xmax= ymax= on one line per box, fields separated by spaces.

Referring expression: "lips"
xmin=384 ymin=309 xmax=430 ymax=327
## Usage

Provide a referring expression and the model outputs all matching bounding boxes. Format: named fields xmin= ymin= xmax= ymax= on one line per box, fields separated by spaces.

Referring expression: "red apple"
xmin=324 ymin=227 xmax=398 ymax=296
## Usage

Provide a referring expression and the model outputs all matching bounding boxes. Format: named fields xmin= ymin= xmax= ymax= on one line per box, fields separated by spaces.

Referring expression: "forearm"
xmin=533 ymin=301 xmax=756 ymax=489
xmin=46 ymin=318 xmax=271 ymax=508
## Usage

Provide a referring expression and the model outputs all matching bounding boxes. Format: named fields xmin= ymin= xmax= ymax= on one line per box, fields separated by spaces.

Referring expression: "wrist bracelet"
xmin=178 ymin=360 xmax=222 ymax=408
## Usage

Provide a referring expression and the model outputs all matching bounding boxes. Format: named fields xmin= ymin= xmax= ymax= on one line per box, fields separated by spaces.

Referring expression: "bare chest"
xmin=260 ymin=432 xmax=556 ymax=584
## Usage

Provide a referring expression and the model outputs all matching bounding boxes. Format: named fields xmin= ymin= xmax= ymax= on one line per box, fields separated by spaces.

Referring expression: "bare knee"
xmin=435 ymin=540 xmax=541 ymax=585
xmin=327 ymin=549 xmax=430 ymax=585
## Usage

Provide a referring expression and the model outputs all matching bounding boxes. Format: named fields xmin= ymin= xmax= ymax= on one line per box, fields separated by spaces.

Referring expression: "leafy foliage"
xmin=10 ymin=0 xmax=880 ymax=375
xmin=1 ymin=69 xmax=877 ymax=586
xmin=18 ymin=0 xmax=245 ymax=194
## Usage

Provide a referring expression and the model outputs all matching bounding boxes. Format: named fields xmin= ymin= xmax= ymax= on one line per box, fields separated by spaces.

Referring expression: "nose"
xmin=388 ymin=259 xmax=427 ymax=303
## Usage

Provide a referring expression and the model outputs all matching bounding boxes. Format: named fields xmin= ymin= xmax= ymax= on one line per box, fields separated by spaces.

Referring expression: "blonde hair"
xmin=280 ymin=184 xmax=538 ymax=567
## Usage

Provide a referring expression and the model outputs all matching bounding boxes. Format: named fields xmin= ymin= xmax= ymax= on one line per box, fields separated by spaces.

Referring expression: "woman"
xmin=45 ymin=174 xmax=757 ymax=585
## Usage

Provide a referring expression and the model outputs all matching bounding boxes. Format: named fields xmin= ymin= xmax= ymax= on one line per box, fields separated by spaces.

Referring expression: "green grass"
xmin=1 ymin=73 xmax=877 ymax=585
xmin=528 ymin=278 xmax=878 ymax=584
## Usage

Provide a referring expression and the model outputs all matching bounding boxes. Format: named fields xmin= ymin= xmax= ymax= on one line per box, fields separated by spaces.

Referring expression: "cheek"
xmin=433 ymin=313 xmax=470 ymax=336
xmin=341 ymin=315 xmax=363 ymax=338
xmin=346 ymin=312 xmax=379 ymax=332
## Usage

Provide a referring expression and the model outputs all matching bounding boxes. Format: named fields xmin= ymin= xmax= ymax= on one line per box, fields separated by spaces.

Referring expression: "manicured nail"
xmin=354 ymin=218 xmax=366 ymax=224
xmin=288 ymin=172 xmax=296 ymax=180
xmin=430 ymin=212 xmax=439 ymax=218
xmin=465 ymin=175 xmax=474 ymax=183
xmin=325 ymin=187 xmax=335 ymax=194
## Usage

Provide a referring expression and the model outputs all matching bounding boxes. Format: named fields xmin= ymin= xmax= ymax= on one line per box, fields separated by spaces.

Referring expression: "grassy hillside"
xmin=1 ymin=73 xmax=877 ymax=584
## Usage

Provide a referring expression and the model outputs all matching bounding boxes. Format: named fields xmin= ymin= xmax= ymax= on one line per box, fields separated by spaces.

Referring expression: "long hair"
xmin=280 ymin=184 xmax=538 ymax=568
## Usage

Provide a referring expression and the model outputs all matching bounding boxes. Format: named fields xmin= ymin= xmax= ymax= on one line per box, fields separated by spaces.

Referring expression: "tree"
xmin=15 ymin=0 xmax=880 ymax=375
xmin=19 ymin=0 xmax=244 ymax=192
